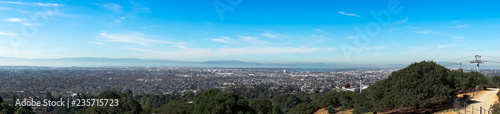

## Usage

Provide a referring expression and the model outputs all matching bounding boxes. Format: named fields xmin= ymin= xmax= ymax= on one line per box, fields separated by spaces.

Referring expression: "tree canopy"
xmin=0 ymin=103 xmax=15 ymax=114
xmin=355 ymin=61 xmax=458 ymax=112
xmin=193 ymin=89 xmax=252 ymax=114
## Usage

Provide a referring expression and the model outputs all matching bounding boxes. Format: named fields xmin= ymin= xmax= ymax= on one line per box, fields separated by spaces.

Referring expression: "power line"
xmin=482 ymin=56 xmax=500 ymax=62
xmin=436 ymin=56 xmax=472 ymax=62
xmin=438 ymin=62 xmax=463 ymax=66
xmin=487 ymin=61 xmax=500 ymax=64
xmin=482 ymin=56 xmax=500 ymax=59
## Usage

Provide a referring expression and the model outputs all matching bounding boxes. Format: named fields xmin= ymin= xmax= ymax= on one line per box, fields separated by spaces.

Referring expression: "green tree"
xmin=11 ymin=94 xmax=17 ymax=108
xmin=271 ymin=102 xmax=283 ymax=114
xmin=290 ymin=102 xmax=308 ymax=114
xmin=115 ymin=98 xmax=143 ymax=114
xmin=126 ymin=90 xmax=133 ymax=98
xmin=271 ymin=94 xmax=305 ymax=112
xmin=15 ymin=106 xmax=35 ymax=114
xmin=193 ymin=89 xmax=252 ymax=114
xmin=449 ymin=70 xmax=472 ymax=92
xmin=0 ymin=103 xmax=15 ymax=114
xmin=352 ymin=92 xmax=370 ymax=113
xmin=489 ymin=76 xmax=500 ymax=87
xmin=249 ymin=99 xmax=272 ymax=114
xmin=491 ymin=103 xmax=500 ymax=114
xmin=97 ymin=90 xmax=124 ymax=99
xmin=354 ymin=61 xmax=457 ymax=112
xmin=450 ymin=71 xmax=489 ymax=92
xmin=153 ymin=100 xmax=192 ymax=114
xmin=491 ymin=89 xmax=500 ymax=114
xmin=468 ymin=71 xmax=488 ymax=86
xmin=327 ymin=106 xmax=337 ymax=114
xmin=337 ymin=92 xmax=355 ymax=110
xmin=44 ymin=91 xmax=56 ymax=112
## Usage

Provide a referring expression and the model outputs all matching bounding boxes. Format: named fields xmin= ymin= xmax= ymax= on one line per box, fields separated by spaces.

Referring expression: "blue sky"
xmin=1 ymin=0 xmax=500 ymax=65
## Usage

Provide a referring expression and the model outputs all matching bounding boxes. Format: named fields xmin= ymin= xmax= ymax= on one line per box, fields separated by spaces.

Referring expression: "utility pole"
xmin=469 ymin=55 xmax=487 ymax=94
xmin=360 ymin=75 xmax=364 ymax=93
xmin=470 ymin=55 xmax=486 ymax=72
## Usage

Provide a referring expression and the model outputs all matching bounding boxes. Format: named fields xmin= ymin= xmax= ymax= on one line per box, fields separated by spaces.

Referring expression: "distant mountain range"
xmin=1 ymin=56 xmax=497 ymax=69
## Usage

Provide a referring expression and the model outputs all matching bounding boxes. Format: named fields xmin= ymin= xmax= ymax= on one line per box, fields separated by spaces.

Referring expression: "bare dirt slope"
xmin=464 ymin=88 xmax=499 ymax=113
xmin=441 ymin=88 xmax=499 ymax=114
xmin=314 ymin=108 xmax=328 ymax=114
xmin=313 ymin=107 xmax=353 ymax=114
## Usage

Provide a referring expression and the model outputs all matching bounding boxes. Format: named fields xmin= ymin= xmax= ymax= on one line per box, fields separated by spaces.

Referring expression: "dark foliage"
xmin=355 ymin=61 xmax=458 ymax=112
xmin=0 ymin=103 xmax=15 ymax=114
xmin=192 ymin=89 xmax=253 ymax=114
xmin=249 ymin=99 xmax=273 ymax=114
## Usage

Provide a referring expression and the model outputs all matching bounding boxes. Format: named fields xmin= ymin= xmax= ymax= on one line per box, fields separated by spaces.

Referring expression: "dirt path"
xmin=313 ymin=107 xmax=353 ymax=114
xmin=464 ymin=88 xmax=499 ymax=113
xmin=442 ymin=88 xmax=499 ymax=114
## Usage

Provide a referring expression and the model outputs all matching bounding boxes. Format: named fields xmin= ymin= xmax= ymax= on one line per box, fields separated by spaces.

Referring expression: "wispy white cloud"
xmin=0 ymin=7 xmax=10 ymax=10
xmin=18 ymin=10 xmax=28 ymax=13
xmin=342 ymin=46 xmax=388 ymax=52
xmin=0 ymin=1 xmax=30 ymax=5
xmin=102 ymin=3 xmax=123 ymax=13
xmin=89 ymin=42 xmax=104 ymax=45
xmin=191 ymin=39 xmax=199 ymax=44
xmin=6 ymin=18 xmax=35 ymax=26
xmin=449 ymin=24 xmax=468 ymax=28
xmin=210 ymin=37 xmax=229 ymax=43
xmin=115 ymin=17 xmax=127 ymax=23
xmin=0 ymin=32 xmax=17 ymax=36
xmin=338 ymin=11 xmax=360 ymax=17
xmin=253 ymin=29 xmax=287 ymax=39
xmin=12 ymin=8 xmax=72 ymax=18
xmin=7 ymin=18 xmax=22 ymax=22
xmin=210 ymin=37 xmax=239 ymax=44
xmin=394 ymin=17 xmax=407 ymax=24
xmin=130 ymin=1 xmax=150 ymax=13
xmin=437 ymin=44 xmax=457 ymax=49
xmin=261 ymin=33 xmax=276 ymax=38
xmin=99 ymin=32 xmax=181 ymax=46
xmin=0 ymin=1 xmax=63 ymax=6
xmin=412 ymin=30 xmax=439 ymax=34
xmin=346 ymin=36 xmax=354 ymax=39
xmin=101 ymin=2 xmax=150 ymax=14
xmin=314 ymin=29 xmax=329 ymax=34
xmin=362 ymin=46 xmax=388 ymax=50
xmin=101 ymin=2 xmax=150 ymax=24
xmin=239 ymin=36 xmax=270 ymax=45
xmin=311 ymin=34 xmax=323 ymax=38
xmin=452 ymin=36 xmax=464 ymax=39
xmin=260 ymin=32 xmax=285 ymax=39
xmin=33 ymin=2 xmax=63 ymax=7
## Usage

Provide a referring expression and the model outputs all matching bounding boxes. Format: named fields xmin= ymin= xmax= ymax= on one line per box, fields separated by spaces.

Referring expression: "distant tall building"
xmin=283 ymin=70 xmax=286 ymax=73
